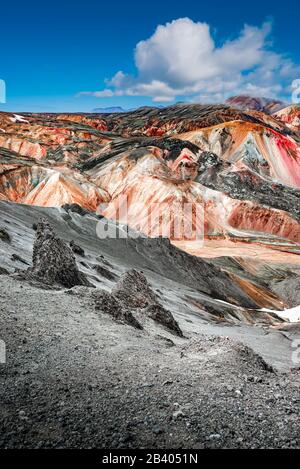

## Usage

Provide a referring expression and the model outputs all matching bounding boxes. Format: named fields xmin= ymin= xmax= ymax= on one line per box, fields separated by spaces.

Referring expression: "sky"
xmin=1 ymin=0 xmax=300 ymax=112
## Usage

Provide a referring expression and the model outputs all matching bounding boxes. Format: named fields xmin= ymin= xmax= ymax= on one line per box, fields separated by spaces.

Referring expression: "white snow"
xmin=261 ymin=306 xmax=300 ymax=323
xmin=9 ymin=114 xmax=29 ymax=124
xmin=277 ymin=306 xmax=300 ymax=323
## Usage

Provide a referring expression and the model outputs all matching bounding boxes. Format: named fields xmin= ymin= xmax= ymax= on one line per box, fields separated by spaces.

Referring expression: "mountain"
xmin=226 ymin=95 xmax=286 ymax=114
xmin=0 ymin=103 xmax=300 ymax=317
xmin=92 ymin=106 xmax=127 ymax=113
xmin=92 ymin=105 xmax=163 ymax=114
xmin=1 ymin=102 xmax=300 ymax=449
xmin=273 ymin=104 xmax=300 ymax=131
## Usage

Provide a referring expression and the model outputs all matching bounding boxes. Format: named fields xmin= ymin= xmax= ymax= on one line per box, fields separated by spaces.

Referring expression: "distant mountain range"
xmin=93 ymin=97 xmax=287 ymax=115
xmin=92 ymin=106 xmax=127 ymax=113
xmin=92 ymin=105 xmax=164 ymax=114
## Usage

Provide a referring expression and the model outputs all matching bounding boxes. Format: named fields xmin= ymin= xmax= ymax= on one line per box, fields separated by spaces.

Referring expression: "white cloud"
xmin=77 ymin=89 xmax=115 ymax=98
xmin=78 ymin=18 xmax=300 ymax=103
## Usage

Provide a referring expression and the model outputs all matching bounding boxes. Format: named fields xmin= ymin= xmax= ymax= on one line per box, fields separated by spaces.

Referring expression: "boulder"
xmin=27 ymin=219 xmax=92 ymax=288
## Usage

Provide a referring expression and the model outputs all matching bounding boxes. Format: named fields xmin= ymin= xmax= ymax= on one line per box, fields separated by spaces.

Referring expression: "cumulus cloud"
xmin=79 ymin=18 xmax=300 ymax=103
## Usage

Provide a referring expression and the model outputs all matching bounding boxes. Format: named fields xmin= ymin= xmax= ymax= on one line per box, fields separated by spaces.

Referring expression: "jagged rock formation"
xmin=143 ymin=303 xmax=183 ymax=337
xmin=25 ymin=219 xmax=91 ymax=288
xmin=112 ymin=269 xmax=157 ymax=308
xmin=93 ymin=290 xmax=142 ymax=330
xmin=1 ymin=269 xmax=299 ymax=449
xmin=116 ymin=239 xmax=258 ymax=309
xmin=91 ymin=270 xmax=183 ymax=335
xmin=113 ymin=270 xmax=183 ymax=336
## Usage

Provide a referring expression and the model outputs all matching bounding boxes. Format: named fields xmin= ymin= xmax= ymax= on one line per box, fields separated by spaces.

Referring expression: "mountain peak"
xmin=226 ymin=95 xmax=286 ymax=114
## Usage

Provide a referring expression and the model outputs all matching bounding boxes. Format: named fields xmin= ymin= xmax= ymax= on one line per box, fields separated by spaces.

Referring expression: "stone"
xmin=25 ymin=219 xmax=92 ymax=288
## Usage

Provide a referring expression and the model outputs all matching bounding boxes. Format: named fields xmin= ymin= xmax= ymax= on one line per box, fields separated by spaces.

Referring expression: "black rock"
xmin=144 ymin=303 xmax=183 ymax=337
xmin=0 ymin=266 xmax=9 ymax=275
xmin=92 ymin=264 xmax=116 ymax=281
xmin=113 ymin=269 xmax=182 ymax=336
xmin=25 ymin=219 xmax=92 ymax=288
xmin=112 ymin=269 xmax=157 ymax=308
xmin=0 ymin=228 xmax=11 ymax=243
xmin=70 ymin=240 xmax=85 ymax=257
xmin=62 ymin=203 xmax=90 ymax=217
xmin=11 ymin=254 xmax=29 ymax=265
xmin=93 ymin=290 xmax=142 ymax=330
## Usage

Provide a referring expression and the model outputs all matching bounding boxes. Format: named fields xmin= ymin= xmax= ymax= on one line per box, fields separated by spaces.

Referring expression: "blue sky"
xmin=1 ymin=0 xmax=300 ymax=112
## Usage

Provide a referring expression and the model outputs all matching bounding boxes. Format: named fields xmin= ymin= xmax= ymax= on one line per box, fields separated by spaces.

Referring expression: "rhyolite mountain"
xmin=1 ymin=99 xmax=300 ymax=319
xmin=1 ymin=102 xmax=299 ymax=238
xmin=226 ymin=95 xmax=286 ymax=114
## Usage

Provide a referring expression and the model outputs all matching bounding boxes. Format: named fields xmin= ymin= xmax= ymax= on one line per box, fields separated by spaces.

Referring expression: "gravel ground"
xmin=0 ymin=276 xmax=300 ymax=449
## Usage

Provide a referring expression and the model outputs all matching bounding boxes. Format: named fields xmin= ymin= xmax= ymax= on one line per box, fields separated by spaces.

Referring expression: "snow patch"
xmin=261 ymin=306 xmax=300 ymax=323
xmin=9 ymin=114 xmax=29 ymax=124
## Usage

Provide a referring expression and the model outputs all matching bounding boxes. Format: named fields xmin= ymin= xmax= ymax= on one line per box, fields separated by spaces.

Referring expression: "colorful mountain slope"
xmin=226 ymin=96 xmax=286 ymax=114
xmin=176 ymin=121 xmax=300 ymax=188
xmin=273 ymin=105 xmax=300 ymax=132
xmin=0 ymin=105 xmax=299 ymax=247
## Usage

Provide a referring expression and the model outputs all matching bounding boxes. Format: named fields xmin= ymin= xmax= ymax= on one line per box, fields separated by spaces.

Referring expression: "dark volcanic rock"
xmin=122 ymin=238 xmax=258 ymax=309
xmin=0 ymin=228 xmax=11 ymax=243
xmin=113 ymin=270 xmax=183 ymax=336
xmin=11 ymin=254 xmax=29 ymax=265
xmin=62 ymin=203 xmax=90 ymax=217
xmin=26 ymin=219 xmax=92 ymax=288
xmin=99 ymin=103 xmax=277 ymax=136
xmin=144 ymin=304 xmax=183 ymax=337
xmin=197 ymin=152 xmax=300 ymax=223
xmin=234 ymin=344 xmax=275 ymax=373
xmin=92 ymin=264 xmax=116 ymax=281
xmin=0 ymin=266 xmax=9 ymax=275
xmin=70 ymin=240 xmax=85 ymax=257
xmin=93 ymin=290 xmax=142 ymax=330
xmin=113 ymin=269 xmax=157 ymax=308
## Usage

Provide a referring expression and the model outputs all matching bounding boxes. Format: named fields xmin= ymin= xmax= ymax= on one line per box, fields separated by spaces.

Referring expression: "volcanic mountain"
xmin=226 ymin=95 xmax=286 ymax=114
xmin=1 ymin=103 xmax=300 ymax=319
xmin=273 ymin=105 xmax=300 ymax=131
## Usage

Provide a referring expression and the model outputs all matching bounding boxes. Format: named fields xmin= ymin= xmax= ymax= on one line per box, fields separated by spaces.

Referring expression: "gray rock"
xmin=112 ymin=269 xmax=157 ymax=309
xmin=144 ymin=303 xmax=183 ymax=337
xmin=93 ymin=290 xmax=143 ymax=330
xmin=25 ymin=219 xmax=92 ymax=288
xmin=0 ymin=227 xmax=11 ymax=243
